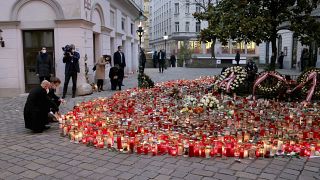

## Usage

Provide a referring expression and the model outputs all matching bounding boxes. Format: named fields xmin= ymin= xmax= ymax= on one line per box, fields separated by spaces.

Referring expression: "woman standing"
xmin=95 ymin=55 xmax=110 ymax=91
xmin=36 ymin=47 xmax=53 ymax=83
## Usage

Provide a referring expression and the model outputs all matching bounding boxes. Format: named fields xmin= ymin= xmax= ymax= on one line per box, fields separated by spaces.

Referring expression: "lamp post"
xmin=163 ymin=32 xmax=168 ymax=54
xmin=136 ymin=11 xmax=145 ymax=72
xmin=0 ymin=29 xmax=5 ymax=48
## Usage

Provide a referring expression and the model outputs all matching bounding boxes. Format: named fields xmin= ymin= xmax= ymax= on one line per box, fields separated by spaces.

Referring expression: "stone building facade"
xmin=0 ymin=0 xmax=143 ymax=97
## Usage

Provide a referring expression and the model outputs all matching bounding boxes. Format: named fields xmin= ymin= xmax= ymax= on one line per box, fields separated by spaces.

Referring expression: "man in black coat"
xmin=235 ymin=51 xmax=240 ymax=66
xmin=109 ymin=65 xmax=123 ymax=90
xmin=278 ymin=51 xmax=284 ymax=69
xmin=36 ymin=47 xmax=53 ymax=83
xmin=24 ymin=80 xmax=52 ymax=133
xmin=113 ymin=46 xmax=126 ymax=86
xmin=158 ymin=49 xmax=166 ymax=73
xmin=62 ymin=44 xmax=80 ymax=98
xmin=140 ymin=48 xmax=147 ymax=73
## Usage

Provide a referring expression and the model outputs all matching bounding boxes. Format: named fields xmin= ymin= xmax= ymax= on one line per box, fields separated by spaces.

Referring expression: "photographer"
xmin=62 ymin=44 xmax=80 ymax=98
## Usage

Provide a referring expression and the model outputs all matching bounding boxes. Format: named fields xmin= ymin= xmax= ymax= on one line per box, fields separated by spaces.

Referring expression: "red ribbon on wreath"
xmin=288 ymin=72 xmax=318 ymax=102
xmin=219 ymin=72 xmax=236 ymax=93
xmin=252 ymin=71 xmax=287 ymax=99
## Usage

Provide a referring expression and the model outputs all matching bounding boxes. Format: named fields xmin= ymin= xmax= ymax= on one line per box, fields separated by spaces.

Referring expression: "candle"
xmin=178 ymin=143 xmax=184 ymax=156
xmin=129 ymin=137 xmax=135 ymax=153
xmin=189 ymin=140 xmax=194 ymax=157
xmin=144 ymin=144 xmax=149 ymax=155
xmin=205 ymin=146 xmax=212 ymax=158
xmin=171 ymin=147 xmax=177 ymax=156
xmin=137 ymin=145 xmax=143 ymax=154
xmin=117 ymin=135 xmax=123 ymax=150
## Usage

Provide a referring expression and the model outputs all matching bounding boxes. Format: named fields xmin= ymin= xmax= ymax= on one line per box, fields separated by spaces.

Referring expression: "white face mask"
xmin=46 ymin=88 xmax=49 ymax=94
xmin=72 ymin=49 xmax=75 ymax=53
xmin=41 ymin=50 xmax=46 ymax=54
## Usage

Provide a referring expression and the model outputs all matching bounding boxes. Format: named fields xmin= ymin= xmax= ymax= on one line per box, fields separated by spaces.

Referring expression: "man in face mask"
xmin=62 ymin=44 xmax=80 ymax=98
xmin=24 ymin=80 xmax=56 ymax=133
xmin=36 ymin=47 xmax=53 ymax=83
xmin=113 ymin=45 xmax=126 ymax=86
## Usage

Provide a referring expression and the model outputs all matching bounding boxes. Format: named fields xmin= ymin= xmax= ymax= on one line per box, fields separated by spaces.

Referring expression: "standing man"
xmin=235 ymin=51 xmax=240 ymax=66
xmin=113 ymin=46 xmax=126 ymax=86
xmin=152 ymin=51 xmax=158 ymax=68
xmin=278 ymin=51 xmax=284 ymax=69
xmin=62 ymin=44 xmax=80 ymax=98
xmin=158 ymin=49 xmax=166 ymax=73
xmin=170 ymin=54 xmax=176 ymax=67
xmin=36 ymin=47 xmax=53 ymax=83
xmin=140 ymin=48 xmax=147 ymax=73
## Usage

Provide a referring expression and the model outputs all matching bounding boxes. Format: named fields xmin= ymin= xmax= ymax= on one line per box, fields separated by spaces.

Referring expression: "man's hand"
xmin=59 ymin=98 xmax=66 ymax=104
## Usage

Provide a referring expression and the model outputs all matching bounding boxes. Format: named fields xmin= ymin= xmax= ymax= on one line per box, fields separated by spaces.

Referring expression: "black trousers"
xmin=141 ymin=62 xmax=145 ymax=73
xmin=63 ymin=72 xmax=77 ymax=96
xmin=39 ymin=76 xmax=50 ymax=83
xmin=97 ymin=79 xmax=104 ymax=90
xmin=111 ymin=79 xmax=121 ymax=90
xmin=159 ymin=59 xmax=165 ymax=73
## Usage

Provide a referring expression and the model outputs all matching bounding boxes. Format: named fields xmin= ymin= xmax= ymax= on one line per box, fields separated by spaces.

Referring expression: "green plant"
xmin=177 ymin=41 xmax=192 ymax=67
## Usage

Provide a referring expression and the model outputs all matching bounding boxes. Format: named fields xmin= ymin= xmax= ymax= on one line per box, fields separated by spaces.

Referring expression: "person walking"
xmin=278 ymin=51 xmax=284 ymax=69
xmin=24 ymin=80 xmax=52 ymax=133
xmin=62 ymin=44 xmax=80 ymax=98
xmin=140 ymin=48 xmax=146 ymax=73
xmin=158 ymin=49 xmax=166 ymax=73
xmin=235 ymin=51 xmax=240 ymax=66
xmin=96 ymin=55 xmax=110 ymax=91
xmin=301 ymin=48 xmax=309 ymax=72
xmin=153 ymin=51 xmax=158 ymax=68
xmin=113 ymin=46 xmax=126 ymax=86
xmin=170 ymin=54 xmax=176 ymax=67
xmin=36 ymin=47 xmax=53 ymax=83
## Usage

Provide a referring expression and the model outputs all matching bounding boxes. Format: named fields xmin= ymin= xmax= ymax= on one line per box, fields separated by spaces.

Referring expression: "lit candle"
xmin=189 ymin=140 xmax=194 ymax=157
xmin=205 ymin=146 xmax=212 ymax=158
xmin=178 ymin=143 xmax=184 ymax=156
xmin=117 ymin=135 xmax=123 ymax=150
xmin=171 ymin=147 xmax=177 ymax=156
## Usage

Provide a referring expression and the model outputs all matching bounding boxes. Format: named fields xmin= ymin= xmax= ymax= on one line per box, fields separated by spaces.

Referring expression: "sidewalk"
xmin=0 ymin=68 xmax=318 ymax=180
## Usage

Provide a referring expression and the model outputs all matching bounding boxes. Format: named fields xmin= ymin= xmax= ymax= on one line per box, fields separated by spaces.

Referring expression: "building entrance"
xmin=23 ymin=30 xmax=54 ymax=92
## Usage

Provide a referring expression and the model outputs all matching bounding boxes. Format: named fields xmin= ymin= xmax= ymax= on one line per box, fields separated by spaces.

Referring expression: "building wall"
xmin=0 ymin=0 xmax=142 ymax=97
xmin=149 ymin=0 xmax=259 ymax=58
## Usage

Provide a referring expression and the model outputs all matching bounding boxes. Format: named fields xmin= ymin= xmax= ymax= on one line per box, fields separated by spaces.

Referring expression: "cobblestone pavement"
xmin=0 ymin=68 xmax=319 ymax=180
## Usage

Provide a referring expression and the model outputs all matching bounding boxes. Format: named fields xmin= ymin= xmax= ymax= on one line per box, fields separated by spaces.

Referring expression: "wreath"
xmin=216 ymin=66 xmax=247 ymax=93
xmin=138 ymin=73 xmax=155 ymax=89
xmin=255 ymin=71 xmax=287 ymax=97
xmin=297 ymin=68 xmax=320 ymax=99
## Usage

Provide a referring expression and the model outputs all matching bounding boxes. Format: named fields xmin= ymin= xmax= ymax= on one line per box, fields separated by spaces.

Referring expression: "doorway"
xmin=23 ymin=30 xmax=54 ymax=92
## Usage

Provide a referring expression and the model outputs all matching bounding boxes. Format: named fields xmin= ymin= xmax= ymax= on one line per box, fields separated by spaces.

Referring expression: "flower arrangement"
xmin=138 ymin=73 xmax=154 ymax=89
xmin=199 ymin=93 xmax=222 ymax=109
xmin=255 ymin=71 xmax=287 ymax=97
xmin=182 ymin=95 xmax=198 ymax=107
xmin=297 ymin=68 xmax=320 ymax=99
xmin=217 ymin=66 xmax=247 ymax=93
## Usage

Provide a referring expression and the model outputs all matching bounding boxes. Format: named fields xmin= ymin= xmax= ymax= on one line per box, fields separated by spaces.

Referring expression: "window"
xmin=196 ymin=3 xmax=201 ymax=13
xmin=121 ymin=18 xmax=125 ymax=31
xmin=221 ymin=42 xmax=230 ymax=54
xmin=247 ymin=42 xmax=256 ymax=54
xmin=185 ymin=22 xmax=190 ymax=32
xmin=175 ymin=3 xmax=179 ymax=14
xmin=130 ymin=23 xmax=133 ymax=35
xmin=110 ymin=11 xmax=115 ymax=27
xmin=175 ymin=22 xmax=179 ymax=32
xmin=186 ymin=3 xmax=190 ymax=14
xmin=232 ymin=41 xmax=245 ymax=54
xmin=196 ymin=22 xmax=201 ymax=32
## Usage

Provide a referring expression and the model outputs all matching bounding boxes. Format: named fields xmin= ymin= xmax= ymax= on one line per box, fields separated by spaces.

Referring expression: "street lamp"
xmin=136 ymin=11 xmax=145 ymax=72
xmin=163 ymin=32 xmax=168 ymax=53
xmin=0 ymin=29 xmax=5 ymax=48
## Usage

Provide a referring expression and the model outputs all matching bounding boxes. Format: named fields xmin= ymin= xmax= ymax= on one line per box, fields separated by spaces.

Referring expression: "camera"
xmin=62 ymin=45 xmax=72 ymax=55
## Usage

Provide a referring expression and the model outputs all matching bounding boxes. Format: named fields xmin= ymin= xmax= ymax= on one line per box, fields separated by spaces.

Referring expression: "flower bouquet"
xmin=216 ymin=66 xmax=247 ymax=93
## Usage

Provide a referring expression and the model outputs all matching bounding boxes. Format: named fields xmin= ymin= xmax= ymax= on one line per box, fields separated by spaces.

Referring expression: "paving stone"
xmin=190 ymin=162 xmax=206 ymax=169
xmin=219 ymin=168 xmax=235 ymax=175
xmin=176 ymin=160 xmax=192 ymax=166
xmin=19 ymin=170 xmax=41 ymax=179
xmin=171 ymin=170 xmax=188 ymax=178
xmin=279 ymin=172 xmax=298 ymax=180
xmin=7 ymin=165 xmax=28 ymax=174
xmin=87 ymin=173 xmax=106 ymax=180
xmin=202 ymin=178 xmax=219 ymax=180
xmin=103 ymin=169 xmax=121 ymax=177
xmin=214 ymin=173 xmax=237 ymax=180
xmin=149 ymin=160 xmax=165 ymax=167
xmin=128 ymin=168 xmax=145 ymax=175
xmin=154 ymin=174 xmax=171 ymax=180
xmin=77 ymin=169 xmax=94 ymax=177
xmin=259 ymin=172 xmax=277 ymax=180
xmin=51 ymin=171 xmax=70 ymax=179
xmin=263 ymin=167 xmax=282 ymax=175
xmin=191 ymin=168 xmax=215 ymax=176
xmin=230 ymin=163 xmax=247 ymax=171
xmin=117 ymin=172 xmax=135 ymax=180
xmin=235 ymin=172 xmax=258 ymax=179
xmin=304 ymin=166 xmax=319 ymax=172
xmin=36 ymin=167 xmax=57 ymax=175
xmin=184 ymin=174 xmax=203 ymax=180
xmin=245 ymin=166 xmax=263 ymax=175
xmin=140 ymin=170 xmax=159 ymax=178
xmin=131 ymin=175 xmax=149 ymax=180
xmin=283 ymin=168 xmax=301 ymax=176
xmin=286 ymin=163 xmax=304 ymax=171
xmin=204 ymin=165 xmax=219 ymax=172
xmin=24 ymin=162 xmax=43 ymax=171
xmin=300 ymin=170 xmax=319 ymax=178
xmin=157 ymin=167 xmax=174 ymax=175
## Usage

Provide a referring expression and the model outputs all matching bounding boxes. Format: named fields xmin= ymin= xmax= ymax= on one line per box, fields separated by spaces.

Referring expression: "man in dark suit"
xmin=158 ymin=49 xmax=166 ymax=73
xmin=113 ymin=46 xmax=126 ymax=86
xmin=62 ymin=44 xmax=80 ymax=98
xmin=24 ymin=80 xmax=53 ymax=133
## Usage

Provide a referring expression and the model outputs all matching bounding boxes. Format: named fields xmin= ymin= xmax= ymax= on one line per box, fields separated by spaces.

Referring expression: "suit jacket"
xmin=63 ymin=51 xmax=80 ymax=74
xmin=36 ymin=53 xmax=53 ymax=77
xmin=24 ymin=86 xmax=51 ymax=131
xmin=113 ymin=51 xmax=126 ymax=68
xmin=158 ymin=51 xmax=166 ymax=60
